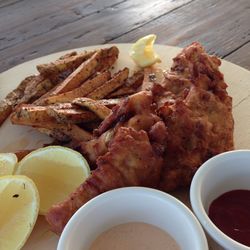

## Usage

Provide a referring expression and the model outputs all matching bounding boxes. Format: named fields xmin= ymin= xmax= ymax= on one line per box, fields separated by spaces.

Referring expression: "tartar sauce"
xmin=89 ymin=222 xmax=180 ymax=250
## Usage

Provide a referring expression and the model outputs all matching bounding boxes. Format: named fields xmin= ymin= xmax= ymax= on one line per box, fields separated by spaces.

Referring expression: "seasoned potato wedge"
xmin=92 ymin=98 xmax=123 ymax=108
xmin=95 ymin=46 xmax=119 ymax=72
xmin=34 ymin=123 xmax=93 ymax=141
xmin=73 ymin=98 xmax=111 ymax=120
xmin=107 ymin=86 xmax=136 ymax=98
xmin=36 ymin=46 xmax=119 ymax=104
xmin=11 ymin=104 xmax=54 ymax=125
xmin=47 ymin=107 xmax=98 ymax=124
xmin=11 ymin=103 xmax=97 ymax=125
xmin=47 ymin=51 xmax=101 ymax=95
xmin=0 ymin=100 xmax=12 ymax=126
xmin=2 ymin=45 xmax=135 ymax=144
xmin=108 ymin=70 xmax=144 ymax=98
xmin=87 ymin=67 xmax=129 ymax=100
xmin=44 ymin=71 xmax=111 ymax=104
xmin=37 ymin=127 xmax=71 ymax=142
xmin=37 ymin=50 xmax=95 ymax=77
xmin=0 ymin=75 xmax=51 ymax=125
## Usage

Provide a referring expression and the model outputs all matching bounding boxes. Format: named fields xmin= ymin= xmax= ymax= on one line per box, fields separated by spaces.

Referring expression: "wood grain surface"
xmin=0 ymin=2 xmax=249 ymax=250
xmin=0 ymin=0 xmax=249 ymax=73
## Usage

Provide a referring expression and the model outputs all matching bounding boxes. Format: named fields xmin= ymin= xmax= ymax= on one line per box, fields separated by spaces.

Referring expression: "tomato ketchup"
xmin=208 ymin=190 xmax=250 ymax=247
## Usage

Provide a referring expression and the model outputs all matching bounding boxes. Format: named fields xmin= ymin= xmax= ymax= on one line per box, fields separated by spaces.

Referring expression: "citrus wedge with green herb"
xmin=0 ymin=175 xmax=39 ymax=250
xmin=15 ymin=146 xmax=90 ymax=215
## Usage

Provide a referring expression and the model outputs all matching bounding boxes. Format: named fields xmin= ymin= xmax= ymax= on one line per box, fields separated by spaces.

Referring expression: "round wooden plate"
xmin=0 ymin=44 xmax=249 ymax=250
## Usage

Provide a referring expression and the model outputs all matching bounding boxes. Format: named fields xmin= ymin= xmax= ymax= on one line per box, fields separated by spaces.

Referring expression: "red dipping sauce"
xmin=208 ymin=190 xmax=250 ymax=247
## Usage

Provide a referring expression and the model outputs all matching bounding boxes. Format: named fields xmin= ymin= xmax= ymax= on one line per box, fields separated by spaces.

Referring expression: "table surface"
xmin=0 ymin=0 xmax=250 ymax=73
xmin=0 ymin=1 xmax=249 ymax=250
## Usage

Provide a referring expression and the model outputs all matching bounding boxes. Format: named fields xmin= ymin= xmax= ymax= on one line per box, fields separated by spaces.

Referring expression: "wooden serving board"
xmin=0 ymin=44 xmax=249 ymax=250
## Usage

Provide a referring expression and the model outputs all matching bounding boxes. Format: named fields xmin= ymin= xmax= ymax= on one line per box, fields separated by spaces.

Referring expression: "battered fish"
xmin=154 ymin=42 xmax=234 ymax=190
xmin=46 ymin=127 xmax=164 ymax=234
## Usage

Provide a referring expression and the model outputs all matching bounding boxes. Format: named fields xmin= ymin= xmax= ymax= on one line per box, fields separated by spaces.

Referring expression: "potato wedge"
xmin=11 ymin=104 xmax=54 ymax=125
xmin=44 ymin=71 xmax=111 ymax=104
xmin=0 ymin=75 xmax=48 ymax=126
xmin=46 ymin=107 xmax=98 ymax=124
xmin=124 ymin=70 xmax=144 ymax=88
xmin=0 ymin=100 xmax=12 ymax=126
xmin=34 ymin=123 xmax=93 ymax=142
xmin=37 ymin=50 xmax=95 ymax=77
xmin=7 ymin=75 xmax=36 ymax=103
xmin=58 ymin=51 xmax=77 ymax=59
xmin=35 ymin=47 xmax=119 ymax=104
xmin=0 ymin=74 xmax=53 ymax=117
xmin=11 ymin=105 xmax=93 ymax=141
xmin=34 ymin=52 xmax=100 ymax=104
xmin=51 ymin=103 xmax=75 ymax=109
xmin=37 ymin=128 xmax=71 ymax=142
xmin=69 ymin=98 xmax=122 ymax=110
xmin=20 ymin=75 xmax=54 ymax=103
xmin=107 ymin=70 xmax=144 ymax=98
xmin=73 ymin=98 xmax=111 ymax=120
xmin=48 ymin=51 xmax=101 ymax=95
xmin=36 ymin=45 xmax=118 ymax=78
xmin=107 ymin=86 xmax=136 ymax=98
xmin=93 ymin=98 xmax=123 ymax=108
xmin=37 ymin=46 xmax=118 ymax=85
xmin=11 ymin=103 xmax=97 ymax=125
xmin=87 ymin=67 xmax=129 ymax=100
xmin=95 ymin=46 xmax=119 ymax=72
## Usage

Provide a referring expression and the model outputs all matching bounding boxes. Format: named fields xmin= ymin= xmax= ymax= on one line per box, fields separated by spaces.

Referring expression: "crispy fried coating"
xmin=156 ymin=42 xmax=234 ymax=191
xmin=46 ymin=127 xmax=163 ymax=234
xmin=96 ymin=91 xmax=157 ymax=135
xmin=91 ymin=42 xmax=234 ymax=191
xmin=81 ymin=91 xmax=162 ymax=166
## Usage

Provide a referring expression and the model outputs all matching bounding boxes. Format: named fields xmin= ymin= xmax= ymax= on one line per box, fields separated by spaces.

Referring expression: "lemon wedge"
xmin=0 ymin=175 xmax=39 ymax=250
xmin=15 ymin=146 xmax=90 ymax=215
xmin=129 ymin=34 xmax=161 ymax=67
xmin=0 ymin=153 xmax=17 ymax=176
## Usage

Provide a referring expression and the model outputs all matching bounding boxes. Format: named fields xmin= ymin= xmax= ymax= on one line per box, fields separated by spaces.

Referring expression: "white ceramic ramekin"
xmin=190 ymin=150 xmax=250 ymax=250
xmin=58 ymin=187 xmax=208 ymax=250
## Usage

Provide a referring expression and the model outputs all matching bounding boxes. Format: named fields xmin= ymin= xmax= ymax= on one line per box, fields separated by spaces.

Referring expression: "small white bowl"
xmin=190 ymin=150 xmax=250 ymax=250
xmin=58 ymin=187 xmax=208 ymax=250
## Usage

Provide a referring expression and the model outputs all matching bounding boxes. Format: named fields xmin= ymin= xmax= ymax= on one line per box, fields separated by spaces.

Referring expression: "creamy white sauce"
xmin=89 ymin=222 xmax=180 ymax=250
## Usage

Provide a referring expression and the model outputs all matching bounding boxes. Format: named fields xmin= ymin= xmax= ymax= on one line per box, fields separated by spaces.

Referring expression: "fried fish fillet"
xmin=88 ymin=42 xmax=234 ymax=191
xmin=46 ymin=127 xmax=163 ymax=234
xmin=154 ymin=42 xmax=234 ymax=191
